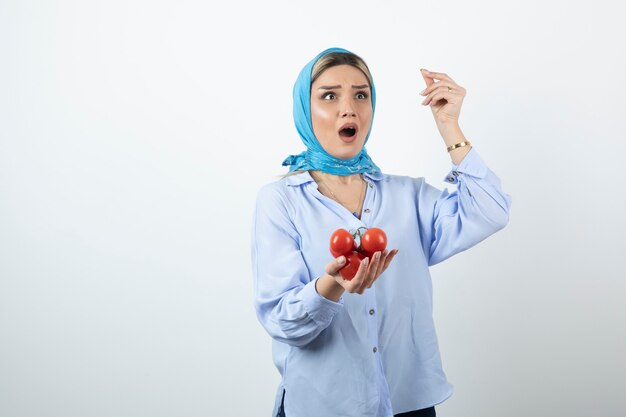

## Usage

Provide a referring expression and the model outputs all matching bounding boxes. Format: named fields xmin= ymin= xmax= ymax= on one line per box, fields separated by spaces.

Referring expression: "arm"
xmin=251 ymin=184 xmax=343 ymax=347
xmin=418 ymin=147 xmax=512 ymax=266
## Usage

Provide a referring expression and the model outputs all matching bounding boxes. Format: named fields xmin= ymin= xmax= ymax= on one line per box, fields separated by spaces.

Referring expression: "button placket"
xmin=361 ymin=180 xmax=374 ymax=219
xmin=365 ymin=288 xmax=379 ymax=356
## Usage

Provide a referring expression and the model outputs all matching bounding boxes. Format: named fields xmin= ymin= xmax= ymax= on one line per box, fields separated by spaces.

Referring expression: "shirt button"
xmin=369 ymin=309 xmax=375 ymax=315
xmin=364 ymin=208 xmax=371 ymax=213
xmin=368 ymin=183 xmax=373 ymax=188
xmin=373 ymin=347 xmax=378 ymax=353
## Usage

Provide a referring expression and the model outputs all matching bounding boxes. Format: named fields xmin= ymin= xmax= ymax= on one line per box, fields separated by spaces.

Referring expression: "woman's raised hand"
xmin=419 ymin=69 xmax=466 ymax=129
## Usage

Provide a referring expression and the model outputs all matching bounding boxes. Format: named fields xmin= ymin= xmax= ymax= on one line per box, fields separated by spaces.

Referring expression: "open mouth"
xmin=338 ymin=125 xmax=358 ymax=138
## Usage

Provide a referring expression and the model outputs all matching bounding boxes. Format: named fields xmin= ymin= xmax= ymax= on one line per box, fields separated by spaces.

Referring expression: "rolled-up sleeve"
xmin=251 ymin=184 xmax=343 ymax=347
xmin=419 ymin=148 xmax=512 ymax=266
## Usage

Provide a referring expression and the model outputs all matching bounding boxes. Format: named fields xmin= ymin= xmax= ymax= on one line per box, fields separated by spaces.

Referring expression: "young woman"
xmin=251 ymin=47 xmax=511 ymax=417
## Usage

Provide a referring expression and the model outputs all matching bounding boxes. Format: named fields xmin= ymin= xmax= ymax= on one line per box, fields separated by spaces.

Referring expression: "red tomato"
xmin=339 ymin=251 xmax=366 ymax=280
xmin=360 ymin=228 xmax=387 ymax=259
xmin=330 ymin=228 xmax=357 ymax=258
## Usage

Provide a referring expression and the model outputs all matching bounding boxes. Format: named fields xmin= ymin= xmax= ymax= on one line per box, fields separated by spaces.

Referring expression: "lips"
xmin=338 ymin=123 xmax=358 ymax=140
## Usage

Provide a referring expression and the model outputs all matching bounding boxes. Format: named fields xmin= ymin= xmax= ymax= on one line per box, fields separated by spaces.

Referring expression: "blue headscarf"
xmin=281 ymin=47 xmax=381 ymax=175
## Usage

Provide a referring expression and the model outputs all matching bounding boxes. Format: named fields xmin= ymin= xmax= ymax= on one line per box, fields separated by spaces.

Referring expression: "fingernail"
xmin=375 ymin=252 xmax=381 ymax=260
xmin=363 ymin=257 xmax=369 ymax=266
xmin=420 ymin=89 xmax=426 ymax=94
xmin=338 ymin=256 xmax=345 ymax=265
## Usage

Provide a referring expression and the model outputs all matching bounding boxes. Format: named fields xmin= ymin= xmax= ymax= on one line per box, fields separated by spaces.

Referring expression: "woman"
xmin=251 ymin=47 xmax=511 ymax=417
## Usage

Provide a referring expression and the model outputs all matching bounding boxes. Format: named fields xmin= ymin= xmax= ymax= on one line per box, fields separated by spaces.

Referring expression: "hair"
xmin=310 ymin=51 xmax=373 ymax=88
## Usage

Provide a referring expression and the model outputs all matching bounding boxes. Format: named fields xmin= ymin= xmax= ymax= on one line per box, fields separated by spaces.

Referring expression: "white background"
xmin=1 ymin=1 xmax=625 ymax=416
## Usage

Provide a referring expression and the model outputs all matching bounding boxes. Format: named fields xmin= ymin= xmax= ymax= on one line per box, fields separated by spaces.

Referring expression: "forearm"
xmin=256 ymin=280 xmax=343 ymax=347
xmin=426 ymin=149 xmax=512 ymax=265
xmin=315 ymin=274 xmax=345 ymax=302
xmin=439 ymin=123 xmax=471 ymax=165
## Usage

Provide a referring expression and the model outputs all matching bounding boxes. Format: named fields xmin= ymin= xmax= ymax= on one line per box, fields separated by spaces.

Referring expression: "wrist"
xmin=439 ymin=123 xmax=465 ymax=146
xmin=315 ymin=274 xmax=345 ymax=302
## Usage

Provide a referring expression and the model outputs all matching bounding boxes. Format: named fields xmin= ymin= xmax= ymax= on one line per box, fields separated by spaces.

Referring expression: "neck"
xmin=310 ymin=170 xmax=363 ymax=186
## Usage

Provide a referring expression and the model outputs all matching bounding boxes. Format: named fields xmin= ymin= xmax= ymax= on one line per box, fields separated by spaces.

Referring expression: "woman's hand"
xmin=321 ymin=250 xmax=399 ymax=297
xmin=419 ymin=69 xmax=466 ymax=131
xmin=418 ymin=69 xmax=471 ymax=164
xmin=316 ymin=250 xmax=398 ymax=301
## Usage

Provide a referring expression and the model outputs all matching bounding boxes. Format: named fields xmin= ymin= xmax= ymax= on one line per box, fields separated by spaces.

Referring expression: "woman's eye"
xmin=356 ymin=92 xmax=369 ymax=100
xmin=322 ymin=92 xmax=336 ymax=100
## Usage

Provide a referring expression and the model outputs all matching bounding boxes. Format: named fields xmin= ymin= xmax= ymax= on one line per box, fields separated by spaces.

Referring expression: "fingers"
xmin=325 ymin=255 xmax=347 ymax=276
xmin=381 ymin=249 xmax=398 ymax=273
xmin=420 ymin=69 xmax=435 ymax=87
xmin=338 ymin=254 xmax=374 ymax=295
xmin=422 ymin=90 xmax=463 ymax=107
xmin=420 ymin=69 xmax=456 ymax=83
xmin=420 ymin=81 xmax=457 ymax=96
xmin=372 ymin=251 xmax=387 ymax=280
xmin=334 ymin=249 xmax=399 ymax=294
xmin=420 ymin=84 xmax=465 ymax=106
xmin=420 ymin=83 xmax=458 ymax=97
xmin=419 ymin=69 xmax=465 ymax=107
xmin=362 ymin=251 xmax=383 ymax=290
xmin=356 ymin=250 xmax=391 ymax=292
xmin=349 ymin=256 xmax=372 ymax=294
xmin=366 ymin=249 xmax=397 ymax=289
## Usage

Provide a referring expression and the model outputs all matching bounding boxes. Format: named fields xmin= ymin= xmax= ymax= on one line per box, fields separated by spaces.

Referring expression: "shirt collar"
xmin=285 ymin=170 xmax=385 ymax=187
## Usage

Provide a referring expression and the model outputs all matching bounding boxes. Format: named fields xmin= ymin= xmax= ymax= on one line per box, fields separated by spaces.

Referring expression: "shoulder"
xmin=374 ymin=172 xmax=428 ymax=190
xmin=254 ymin=172 xmax=310 ymax=215
xmin=375 ymin=172 xmax=444 ymax=207
xmin=255 ymin=178 xmax=289 ymax=207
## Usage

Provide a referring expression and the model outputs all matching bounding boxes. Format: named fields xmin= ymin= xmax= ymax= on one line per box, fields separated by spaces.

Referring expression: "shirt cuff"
xmin=443 ymin=147 xmax=489 ymax=184
xmin=300 ymin=278 xmax=343 ymax=325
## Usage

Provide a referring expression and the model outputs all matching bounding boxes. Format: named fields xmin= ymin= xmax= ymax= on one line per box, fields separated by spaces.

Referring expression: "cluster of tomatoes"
xmin=329 ymin=227 xmax=387 ymax=280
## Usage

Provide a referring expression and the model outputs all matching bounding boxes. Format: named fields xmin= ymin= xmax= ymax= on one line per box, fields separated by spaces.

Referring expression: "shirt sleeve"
xmin=418 ymin=147 xmax=512 ymax=266
xmin=251 ymin=183 xmax=343 ymax=347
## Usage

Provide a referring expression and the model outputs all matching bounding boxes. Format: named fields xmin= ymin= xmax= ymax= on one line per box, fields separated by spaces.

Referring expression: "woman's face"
xmin=310 ymin=64 xmax=372 ymax=160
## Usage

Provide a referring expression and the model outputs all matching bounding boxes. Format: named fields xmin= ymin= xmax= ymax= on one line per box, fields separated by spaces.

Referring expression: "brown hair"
xmin=310 ymin=51 xmax=373 ymax=88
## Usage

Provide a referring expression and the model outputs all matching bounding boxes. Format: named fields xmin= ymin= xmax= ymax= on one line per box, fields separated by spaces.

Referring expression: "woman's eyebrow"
xmin=317 ymin=84 xmax=370 ymax=90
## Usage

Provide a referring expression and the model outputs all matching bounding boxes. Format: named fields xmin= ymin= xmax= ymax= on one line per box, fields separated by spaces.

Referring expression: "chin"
xmin=319 ymin=136 xmax=365 ymax=160
xmin=330 ymin=148 xmax=362 ymax=160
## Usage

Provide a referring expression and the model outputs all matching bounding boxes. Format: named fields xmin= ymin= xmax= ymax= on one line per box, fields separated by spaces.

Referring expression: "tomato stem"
xmin=356 ymin=226 xmax=368 ymax=236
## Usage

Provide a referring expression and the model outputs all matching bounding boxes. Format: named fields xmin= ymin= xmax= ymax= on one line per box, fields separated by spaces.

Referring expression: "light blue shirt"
xmin=251 ymin=148 xmax=512 ymax=417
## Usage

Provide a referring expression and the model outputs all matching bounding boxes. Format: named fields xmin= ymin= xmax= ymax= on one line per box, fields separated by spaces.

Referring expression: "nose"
xmin=340 ymin=99 xmax=357 ymax=118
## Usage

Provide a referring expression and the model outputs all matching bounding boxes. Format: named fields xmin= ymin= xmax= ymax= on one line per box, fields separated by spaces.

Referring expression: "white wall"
xmin=1 ymin=1 xmax=624 ymax=416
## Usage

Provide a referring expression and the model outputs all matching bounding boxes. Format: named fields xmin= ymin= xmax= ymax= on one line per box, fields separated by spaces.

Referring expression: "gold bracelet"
xmin=447 ymin=140 xmax=471 ymax=152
